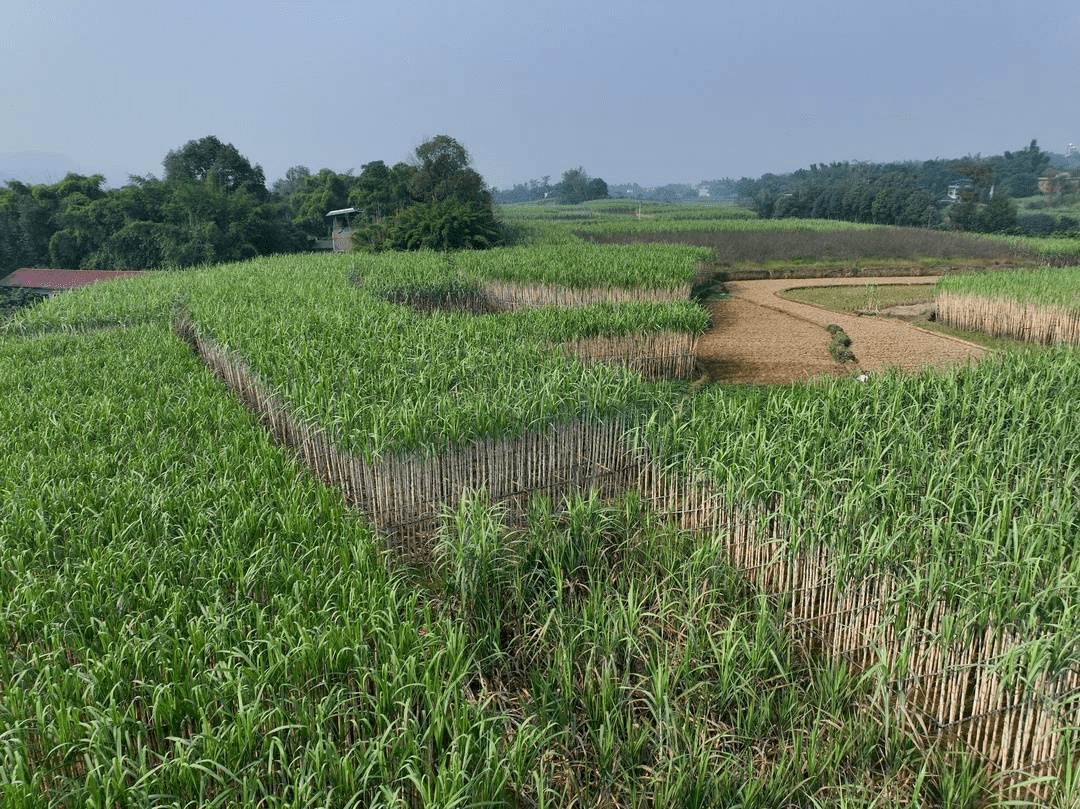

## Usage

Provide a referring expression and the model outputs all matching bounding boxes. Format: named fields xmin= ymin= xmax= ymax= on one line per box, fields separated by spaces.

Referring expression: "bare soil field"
xmin=697 ymin=277 xmax=985 ymax=384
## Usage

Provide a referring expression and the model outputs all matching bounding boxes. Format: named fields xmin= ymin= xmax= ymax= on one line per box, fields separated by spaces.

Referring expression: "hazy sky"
xmin=2 ymin=0 xmax=1077 ymax=189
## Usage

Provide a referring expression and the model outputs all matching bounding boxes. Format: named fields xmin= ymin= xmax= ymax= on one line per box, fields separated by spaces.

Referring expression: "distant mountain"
xmin=1047 ymin=151 xmax=1080 ymax=171
xmin=0 ymin=151 xmax=86 ymax=185
xmin=0 ymin=151 xmax=134 ymax=188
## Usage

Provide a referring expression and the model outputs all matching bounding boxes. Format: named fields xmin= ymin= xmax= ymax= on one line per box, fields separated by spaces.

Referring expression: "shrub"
xmin=376 ymin=199 xmax=502 ymax=252
xmin=826 ymin=324 xmax=856 ymax=362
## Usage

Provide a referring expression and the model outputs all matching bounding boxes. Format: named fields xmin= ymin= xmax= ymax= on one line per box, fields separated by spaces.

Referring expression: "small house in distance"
xmin=946 ymin=178 xmax=975 ymax=201
xmin=320 ymin=208 xmax=360 ymax=252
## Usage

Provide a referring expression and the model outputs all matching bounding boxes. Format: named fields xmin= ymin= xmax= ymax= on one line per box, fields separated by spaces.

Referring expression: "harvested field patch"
xmin=696 ymin=277 xmax=983 ymax=384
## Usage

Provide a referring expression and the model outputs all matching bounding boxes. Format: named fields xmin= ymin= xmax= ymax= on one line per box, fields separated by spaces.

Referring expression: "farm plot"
xmin=0 ymin=325 xmax=543 ymax=806
xmin=694 ymin=276 xmax=983 ymax=385
xmin=175 ymin=252 xmax=706 ymax=553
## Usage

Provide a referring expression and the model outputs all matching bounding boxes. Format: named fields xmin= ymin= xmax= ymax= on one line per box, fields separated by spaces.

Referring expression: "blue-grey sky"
xmin=2 ymin=0 xmax=1077 ymax=189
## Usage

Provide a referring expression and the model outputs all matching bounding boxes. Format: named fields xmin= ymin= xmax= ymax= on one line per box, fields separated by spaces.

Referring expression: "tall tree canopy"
xmin=0 ymin=136 xmax=307 ymax=275
xmin=352 ymin=135 xmax=502 ymax=252
xmin=552 ymin=167 xmax=608 ymax=204
xmin=349 ymin=160 xmax=416 ymax=220
xmin=408 ymin=135 xmax=491 ymax=208
xmin=163 ymin=136 xmax=268 ymax=198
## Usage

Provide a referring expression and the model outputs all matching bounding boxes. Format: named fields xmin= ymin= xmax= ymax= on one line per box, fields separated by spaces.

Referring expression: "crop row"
xmin=173 ymin=255 xmax=704 ymax=460
xmin=937 ymin=267 xmax=1080 ymax=313
xmin=0 ymin=325 xmax=540 ymax=806
xmin=991 ymin=234 xmax=1080 ymax=265
xmin=937 ymin=267 xmax=1080 ymax=345
xmin=574 ymin=216 xmax=880 ymax=237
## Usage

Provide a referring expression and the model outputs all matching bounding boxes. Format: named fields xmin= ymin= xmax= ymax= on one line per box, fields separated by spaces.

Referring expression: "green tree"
xmin=271 ymin=165 xmax=312 ymax=199
xmin=287 ymin=169 xmax=353 ymax=238
xmin=554 ymin=167 xmax=589 ymax=204
xmin=353 ymin=136 xmax=501 ymax=252
xmin=163 ymin=135 xmax=268 ymax=198
xmin=981 ymin=191 xmax=1018 ymax=232
xmin=408 ymin=135 xmax=491 ymax=207
xmin=349 ymin=160 xmax=416 ymax=220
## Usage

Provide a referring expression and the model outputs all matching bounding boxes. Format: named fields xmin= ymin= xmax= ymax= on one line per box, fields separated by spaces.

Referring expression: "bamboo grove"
xmin=3 ymin=217 xmax=1080 ymax=806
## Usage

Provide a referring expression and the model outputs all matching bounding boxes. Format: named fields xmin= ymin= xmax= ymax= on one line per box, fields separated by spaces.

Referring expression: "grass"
xmin=778 ymin=282 xmax=937 ymax=313
xmin=915 ymin=320 xmax=1043 ymax=351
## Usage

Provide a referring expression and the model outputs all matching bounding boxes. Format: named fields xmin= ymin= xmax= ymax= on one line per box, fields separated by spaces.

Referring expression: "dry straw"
xmin=938 ymin=293 xmax=1080 ymax=345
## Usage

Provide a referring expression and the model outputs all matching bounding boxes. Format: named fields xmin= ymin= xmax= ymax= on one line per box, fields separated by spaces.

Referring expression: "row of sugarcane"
xmin=560 ymin=330 xmax=700 ymax=380
xmin=631 ymin=463 xmax=1077 ymax=803
xmin=175 ymin=308 xmax=645 ymax=556
xmin=360 ymin=274 xmax=696 ymax=319
xmin=936 ymin=267 xmax=1080 ymax=345
xmin=481 ymin=278 xmax=693 ymax=309
xmin=0 ymin=324 xmax=561 ymax=807
xmin=180 ymin=256 xmax=704 ymax=461
xmin=937 ymin=293 xmax=1080 ymax=345
xmin=633 ymin=348 xmax=1080 ymax=804
xmin=353 ymin=243 xmax=701 ymax=315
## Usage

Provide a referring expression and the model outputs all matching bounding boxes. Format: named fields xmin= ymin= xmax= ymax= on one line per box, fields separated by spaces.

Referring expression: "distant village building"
xmin=946 ymin=178 xmax=975 ymax=201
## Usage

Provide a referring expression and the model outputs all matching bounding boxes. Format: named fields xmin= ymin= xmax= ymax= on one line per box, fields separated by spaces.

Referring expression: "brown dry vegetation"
xmin=587 ymin=226 xmax=1028 ymax=267
xmin=938 ymin=293 xmax=1080 ymax=346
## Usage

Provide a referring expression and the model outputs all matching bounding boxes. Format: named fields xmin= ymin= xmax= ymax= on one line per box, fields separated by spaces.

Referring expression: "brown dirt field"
xmin=697 ymin=277 xmax=985 ymax=385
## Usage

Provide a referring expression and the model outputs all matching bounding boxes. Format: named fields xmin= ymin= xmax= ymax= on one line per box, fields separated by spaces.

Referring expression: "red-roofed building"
xmin=0 ymin=268 xmax=144 ymax=295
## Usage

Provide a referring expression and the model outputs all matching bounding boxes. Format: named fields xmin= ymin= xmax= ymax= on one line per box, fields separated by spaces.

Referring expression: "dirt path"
xmin=696 ymin=276 xmax=984 ymax=385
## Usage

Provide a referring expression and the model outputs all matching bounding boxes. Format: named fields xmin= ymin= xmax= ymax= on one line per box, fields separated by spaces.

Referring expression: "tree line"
xmin=0 ymin=137 xmax=310 ymax=276
xmin=493 ymin=167 xmax=609 ymax=205
xmin=0 ymin=134 xmax=502 ymax=276
xmin=734 ymin=140 xmax=1079 ymax=235
xmin=495 ymin=174 xmax=739 ymax=205
xmin=607 ymin=179 xmax=739 ymax=203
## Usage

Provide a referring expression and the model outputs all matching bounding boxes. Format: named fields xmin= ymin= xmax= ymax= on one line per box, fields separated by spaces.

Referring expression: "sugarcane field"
xmin=3 ymin=200 xmax=1080 ymax=808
